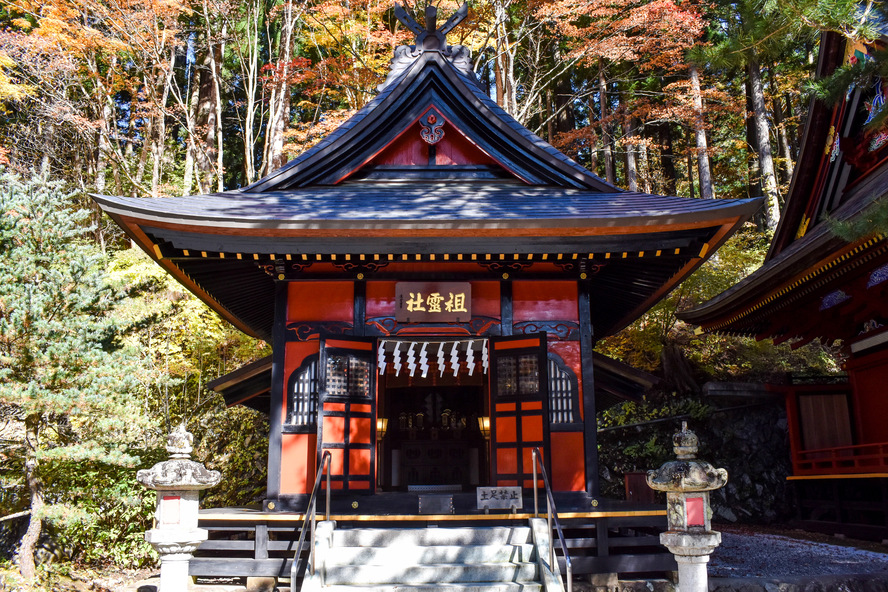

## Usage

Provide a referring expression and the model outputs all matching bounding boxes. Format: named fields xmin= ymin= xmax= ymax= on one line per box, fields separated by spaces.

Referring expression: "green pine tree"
xmin=0 ymin=172 xmax=153 ymax=579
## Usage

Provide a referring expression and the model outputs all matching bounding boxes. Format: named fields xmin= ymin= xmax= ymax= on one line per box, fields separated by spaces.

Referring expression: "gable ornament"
xmin=379 ymin=3 xmax=476 ymax=90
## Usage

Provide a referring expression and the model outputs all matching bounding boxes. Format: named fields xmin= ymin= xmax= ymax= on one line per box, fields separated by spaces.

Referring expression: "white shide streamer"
xmin=376 ymin=339 xmax=490 ymax=377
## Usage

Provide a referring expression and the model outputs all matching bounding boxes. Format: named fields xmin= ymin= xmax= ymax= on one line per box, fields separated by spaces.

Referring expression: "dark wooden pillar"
xmin=578 ymin=280 xmax=600 ymax=497
xmin=265 ymin=280 xmax=289 ymax=504
xmin=501 ymin=280 xmax=512 ymax=336
xmin=354 ymin=280 xmax=366 ymax=336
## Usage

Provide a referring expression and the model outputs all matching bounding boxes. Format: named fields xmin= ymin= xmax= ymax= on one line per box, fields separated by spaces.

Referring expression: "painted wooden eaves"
xmin=679 ymin=158 xmax=888 ymax=338
xmin=243 ymin=51 xmax=615 ymax=192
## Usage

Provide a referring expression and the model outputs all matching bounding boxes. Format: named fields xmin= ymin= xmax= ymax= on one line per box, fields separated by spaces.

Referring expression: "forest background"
xmin=0 ymin=0 xmax=883 ymax=583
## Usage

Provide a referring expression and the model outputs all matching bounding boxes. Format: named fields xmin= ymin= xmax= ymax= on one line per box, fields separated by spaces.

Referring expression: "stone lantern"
xmin=646 ymin=422 xmax=728 ymax=592
xmin=138 ymin=424 xmax=221 ymax=592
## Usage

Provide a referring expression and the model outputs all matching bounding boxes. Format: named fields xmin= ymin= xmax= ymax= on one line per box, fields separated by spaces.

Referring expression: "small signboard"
xmin=395 ymin=282 xmax=471 ymax=323
xmin=419 ymin=494 xmax=454 ymax=515
xmin=476 ymin=486 xmax=523 ymax=512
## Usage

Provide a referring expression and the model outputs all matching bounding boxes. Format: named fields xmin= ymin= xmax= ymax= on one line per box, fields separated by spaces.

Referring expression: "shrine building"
xmin=681 ymin=32 xmax=888 ymax=541
xmin=94 ymin=4 xmax=759 ymax=580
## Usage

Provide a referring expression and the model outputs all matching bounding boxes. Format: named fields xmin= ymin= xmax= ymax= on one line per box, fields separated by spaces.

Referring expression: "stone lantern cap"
xmin=137 ymin=424 xmax=222 ymax=491
xmin=646 ymin=422 xmax=728 ymax=493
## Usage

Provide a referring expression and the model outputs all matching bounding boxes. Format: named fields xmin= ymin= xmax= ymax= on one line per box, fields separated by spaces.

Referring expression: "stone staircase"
xmin=300 ymin=521 xmax=562 ymax=591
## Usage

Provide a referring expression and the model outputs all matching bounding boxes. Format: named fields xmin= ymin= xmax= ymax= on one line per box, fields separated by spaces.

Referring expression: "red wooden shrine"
xmin=682 ymin=33 xmax=888 ymax=539
xmin=95 ymin=6 xmax=758 ymax=515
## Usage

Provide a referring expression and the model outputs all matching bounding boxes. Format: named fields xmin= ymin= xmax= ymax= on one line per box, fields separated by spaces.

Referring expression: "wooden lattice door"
xmin=317 ymin=337 xmax=376 ymax=492
xmin=489 ymin=333 xmax=550 ymax=487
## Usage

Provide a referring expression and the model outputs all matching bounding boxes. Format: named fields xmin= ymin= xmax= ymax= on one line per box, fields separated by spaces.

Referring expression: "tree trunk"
xmin=767 ymin=66 xmax=795 ymax=186
xmin=553 ymin=58 xmax=575 ymax=135
xmin=494 ymin=51 xmax=504 ymax=108
xmin=625 ymin=113 xmax=638 ymax=192
xmin=773 ymin=96 xmax=795 ymax=186
xmin=182 ymin=79 xmax=200 ymax=195
xmin=263 ymin=0 xmax=297 ymax=176
xmin=135 ymin=115 xmax=152 ymax=195
xmin=150 ymin=94 xmax=165 ymax=196
xmin=658 ymin=123 xmax=677 ymax=195
xmin=95 ymin=103 xmax=112 ymax=195
xmin=639 ymin=123 xmax=651 ymax=193
xmin=689 ymin=64 xmax=715 ymax=199
xmin=236 ymin=0 xmax=262 ymax=184
xmin=493 ymin=1 xmax=517 ymax=117
xmin=39 ymin=121 xmax=55 ymax=177
xmin=745 ymin=77 xmax=766 ymax=230
xmin=546 ymin=89 xmax=554 ymax=143
xmin=194 ymin=48 xmax=217 ymax=194
xmin=493 ymin=0 xmax=514 ymax=113
xmin=201 ymin=1 xmax=226 ymax=192
xmin=112 ymin=159 xmax=121 ymax=195
xmin=598 ymin=60 xmax=615 ymax=185
xmin=787 ymin=93 xmax=802 ymax=157
xmin=747 ymin=57 xmax=781 ymax=229
xmin=213 ymin=33 xmax=226 ymax=192
xmin=17 ymin=414 xmax=43 ymax=580
xmin=686 ymin=143 xmax=696 ymax=199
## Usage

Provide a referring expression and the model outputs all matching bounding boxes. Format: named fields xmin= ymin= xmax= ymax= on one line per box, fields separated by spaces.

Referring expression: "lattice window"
xmin=496 ymin=356 xmax=517 ymax=397
xmin=496 ymin=353 xmax=540 ymax=398
xmin=518 ymin=354 xmax=540 ymax=395
xmin=289 ymin=357 xmax=319 ymax=427
xmin=548 ymin=356 xmax=581 ymax=427
xmin=326 ymin=354 xmax=371 ymax=398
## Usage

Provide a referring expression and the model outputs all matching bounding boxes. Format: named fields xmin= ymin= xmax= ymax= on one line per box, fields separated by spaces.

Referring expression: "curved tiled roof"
xmin=242 ymin=51 xmax=615 ymax=191
xmin=95 ymin=182 xmax=756 ymax=229
xmin=93 ymin=44 xmax=761 ymax=342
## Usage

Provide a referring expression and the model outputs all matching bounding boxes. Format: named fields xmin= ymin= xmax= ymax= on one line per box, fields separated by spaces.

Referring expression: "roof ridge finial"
xmin=394 ymin=3 xmax=467 ymax=51
xmin=381 ymin=3 xmax=475 ymax=91
xmin=425 ymin=5 xmax=437 ymax=34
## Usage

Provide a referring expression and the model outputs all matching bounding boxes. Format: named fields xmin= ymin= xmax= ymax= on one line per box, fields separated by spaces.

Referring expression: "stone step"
xmin=332 ymin=526 xmax=533 ymax=548
xmin=315 ymin=584 xmax=543 ymax=592
xmin=326 ymin=543 xmax=536 ymax=566
xmin=324 ymin=561 xmax=539 ymax=586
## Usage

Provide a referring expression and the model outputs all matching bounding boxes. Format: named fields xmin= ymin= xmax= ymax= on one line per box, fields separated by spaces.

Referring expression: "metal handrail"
xmin=532 ymin=447 xmax=572 ymax=592
xmin=292 ymin=451 xmax=331 ymax=579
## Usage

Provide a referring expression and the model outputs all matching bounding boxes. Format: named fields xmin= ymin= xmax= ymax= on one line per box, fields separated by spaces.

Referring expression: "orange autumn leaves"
xmin=537 ymin=0 xmax=707 ymax=71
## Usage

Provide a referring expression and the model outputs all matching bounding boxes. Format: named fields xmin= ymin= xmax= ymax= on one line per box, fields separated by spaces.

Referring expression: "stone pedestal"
xmin=138 ymin=425 xmax=221 ymax=592
xmin=660 ymin=531 xmax=721 ymax=592
xmin=144 ymin=529 xmax=207 ymax=592
xmin=647 ymin=423 xmax=728 ymax=592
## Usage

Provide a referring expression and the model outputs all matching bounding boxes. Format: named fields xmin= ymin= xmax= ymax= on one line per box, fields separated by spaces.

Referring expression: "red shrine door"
xmin=489 ymin=334 xmax=550 ymax=487
xmin=317 ymin=337 xmax=376 ymax=492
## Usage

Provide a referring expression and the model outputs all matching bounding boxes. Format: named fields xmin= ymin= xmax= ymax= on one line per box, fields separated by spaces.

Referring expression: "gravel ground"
xmin=709 ymin=525 xmax=888 ymax=579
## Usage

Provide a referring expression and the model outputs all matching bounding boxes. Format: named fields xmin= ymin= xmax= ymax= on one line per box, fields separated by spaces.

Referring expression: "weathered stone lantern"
xmin=647 ymin=422 xmax=728 ymax=592
xmin=138 ymin=424 xmax=221 ymax=592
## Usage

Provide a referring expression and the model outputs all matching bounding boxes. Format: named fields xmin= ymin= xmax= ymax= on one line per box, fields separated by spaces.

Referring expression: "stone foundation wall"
xmin=598 ymin=395 xmax=793 ymax=524
xmin=705 ymin=401 xmax=793 ymax=524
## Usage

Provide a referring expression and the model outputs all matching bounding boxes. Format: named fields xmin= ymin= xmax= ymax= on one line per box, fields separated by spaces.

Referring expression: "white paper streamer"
xmin=450 ymin=342 xmax=460 ymax=377
xmin=438 ymin=343 xmax=446 ymax=376
xmin=377 ymin=341 xmax=387 ymax=375
xmin=406 ymin=341 xmax=417 ymax=377
xmin=419 ymin=342 xmax=429 ymax=378
xmin=466 ymin=340 xmax=475 ymax=376
xmin=393 ymin=341 xmax=402 ymax=377
xmin=482 ymin=339 xmax=489 ymax=374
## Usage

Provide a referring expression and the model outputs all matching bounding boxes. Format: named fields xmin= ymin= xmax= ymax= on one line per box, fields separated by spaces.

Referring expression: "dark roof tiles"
xmin=95 ymin=183 xmax=757 ymax=229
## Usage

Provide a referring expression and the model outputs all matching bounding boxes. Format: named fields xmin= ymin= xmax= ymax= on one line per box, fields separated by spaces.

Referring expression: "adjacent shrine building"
xmin=681 ymin=32 xmax=888 ymax=540
xmin=95 ymin=6 xmax=759 ymax=512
